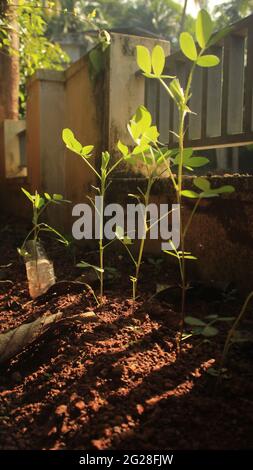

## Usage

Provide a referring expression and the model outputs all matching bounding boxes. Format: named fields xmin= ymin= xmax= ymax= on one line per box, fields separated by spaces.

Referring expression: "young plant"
xmin=18 ymin=188 xmax=69 ymax=257
xmin=184 ymin=314 xmax=235 ymax=339
xmin=116 ymin=105 xmax=172 ymax=301
xmin=136 ymin=10 xmax=235 ymax=349
xmin=220 ymin=291 xmax=253 ymax=371
xmin=62 ymin=129 xmax=125 ymax=300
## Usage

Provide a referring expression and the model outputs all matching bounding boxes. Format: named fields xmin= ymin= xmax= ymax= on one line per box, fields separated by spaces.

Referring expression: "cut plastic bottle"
xmin=24 ymin=240 xmax=56 ymax=299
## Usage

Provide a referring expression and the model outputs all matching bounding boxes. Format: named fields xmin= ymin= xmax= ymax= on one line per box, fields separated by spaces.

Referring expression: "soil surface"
xmin=0 ymin=218 xmax=253 ymax=450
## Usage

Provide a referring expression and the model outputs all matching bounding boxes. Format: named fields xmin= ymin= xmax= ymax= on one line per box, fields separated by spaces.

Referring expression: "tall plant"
xmin=136 ymin=9 xmax=235 ymax=348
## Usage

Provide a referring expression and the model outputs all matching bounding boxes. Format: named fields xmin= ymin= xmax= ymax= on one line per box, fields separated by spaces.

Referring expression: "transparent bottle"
xmin=24 ymin=240 xmax=56 ymax=299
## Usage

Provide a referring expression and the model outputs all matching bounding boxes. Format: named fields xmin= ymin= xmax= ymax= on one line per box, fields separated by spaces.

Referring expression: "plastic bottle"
xmin=23 ymin=240 xmax=56 ymax=299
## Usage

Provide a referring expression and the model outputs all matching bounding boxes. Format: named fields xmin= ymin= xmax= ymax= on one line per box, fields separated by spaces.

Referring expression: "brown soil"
xmin=0 ymin=218 xmax=253 ymax=450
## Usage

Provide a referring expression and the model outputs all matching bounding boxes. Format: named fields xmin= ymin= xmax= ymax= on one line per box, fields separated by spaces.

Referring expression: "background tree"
xmin=46 ymin=0 xmax=195 ymax=49
xmin=0 ymin=0 xmax=69 ymax=116
xmin=180 ymin=0 xmax=207 ymax=33
xmin=0 ymin=0 xmax=19 ymax=120
xmin=213 ymin=0 xmax=253 ymax=29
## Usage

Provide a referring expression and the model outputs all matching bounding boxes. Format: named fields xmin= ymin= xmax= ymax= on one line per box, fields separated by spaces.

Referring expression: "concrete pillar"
xmin=26 ymin=70 xmax=66 ymax=195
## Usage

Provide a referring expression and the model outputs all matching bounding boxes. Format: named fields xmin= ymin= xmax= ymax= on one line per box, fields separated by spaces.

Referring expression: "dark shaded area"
xmin=0 ymin=218 xmax=253 ymax=450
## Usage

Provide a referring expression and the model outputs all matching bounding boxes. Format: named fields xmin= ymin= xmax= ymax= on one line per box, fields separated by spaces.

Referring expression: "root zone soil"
xmin=0 ymin=220 xmax=253 ymax=450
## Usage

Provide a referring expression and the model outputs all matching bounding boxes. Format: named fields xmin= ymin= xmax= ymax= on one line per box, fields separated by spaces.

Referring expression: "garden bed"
xmin=0 ymin=219 xmax=253 ymax=450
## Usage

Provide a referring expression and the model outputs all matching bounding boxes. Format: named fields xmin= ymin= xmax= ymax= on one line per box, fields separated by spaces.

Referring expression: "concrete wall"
xmin=26 ymin=70 xmax=66 ymax=195
xmin=107 ymin=175 xmax=253 ymax=293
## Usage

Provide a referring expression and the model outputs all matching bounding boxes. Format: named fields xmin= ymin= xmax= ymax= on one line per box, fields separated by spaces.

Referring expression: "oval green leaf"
xmin=202 ymin=325 xmax=219 ymax=337
xmin=136 ymin=45 xmax=151 ymax=74
xmin=194 ymin=177 xmax=210 ymax=191
xmin=196 ymin=9 xmax=213 ymax=49
xmin=179 ymin=32 xmax=197 ymax=61
xmin=216 ymin=185 xmax=235 ymax=194
xmin=181 ymin=190 xmax=199 ymax=199
xmin=117 ymin=140 xmax=128 ymax=157
xmin=185 ymin=316 xmax=206 ymax=326
xmin=151 ymin=45 xmax=165 ymax=76
xmin=197 ymin=54 xmax=220 ymax=67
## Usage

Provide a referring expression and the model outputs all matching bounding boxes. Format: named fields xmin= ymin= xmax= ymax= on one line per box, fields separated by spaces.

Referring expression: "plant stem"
xmin=220 ymin=291 xmax=253 ymax=371
xmin=133 ymin=175 xmax=153 ymax=301
xmin=99 ymin=177 xmax=105 ymax=300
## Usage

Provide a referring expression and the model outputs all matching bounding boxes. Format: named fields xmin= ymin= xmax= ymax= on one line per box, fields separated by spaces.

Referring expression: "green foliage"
xmin=181 ymin=177 xmax=235 ymax=199
xmin=196 ymin=55 xmax=220 ymax=67
xmin=18 ymin=188 xmax=69 ymax=257
xmin=195 ymin=9 xmax=213 ymax=48
xmin=185 ymin=314 xmax=235 ymax=339
xmin=219 ymin=291 xmax=253 ymax=377
xmin=179 ymin=32 xmax=197 ymax=61
xmin=214 ymin=0 xmax=253 ymax=30
xmin=136 ymin=9 xmax=235 ymax=350
xmin=116 ymin=105 xmax=175 ymax=301
xmin=172 ymin=148 xmax=209 ymax=171
xmin=62 ymin=128 xmax=125 ymax=300
xmin=0 ymin=1 xmax=70 ymax=116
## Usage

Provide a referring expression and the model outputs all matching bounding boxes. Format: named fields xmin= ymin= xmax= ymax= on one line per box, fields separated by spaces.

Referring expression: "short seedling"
xmin=219 ymin=291 xmax=253 ymax=374
xmin=184 ymin=314 xmax=235 ymax=339
xmin=116 ymin=105 xmax=172 ymax=301
xmin=62 ymin=129 xmax=125 ymax=301
xmin=19 ymin=188 xmax=69 ymax=256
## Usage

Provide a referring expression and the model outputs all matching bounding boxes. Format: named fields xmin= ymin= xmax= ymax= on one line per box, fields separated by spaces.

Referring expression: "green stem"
xmin=134 ymin=175 xmax=154 ymax=300
xmin=220 ymin=291 xmax=253 ymax=369
xmin=99 ymin=177 xmax=105 ymax=300
xmin=177 ymin=110 xmax=186 ymax=351
xmin=183 ymin=198 xmax=201 ymax=239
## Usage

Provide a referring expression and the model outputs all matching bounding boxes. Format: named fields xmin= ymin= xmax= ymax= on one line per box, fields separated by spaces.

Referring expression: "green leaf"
xmin=76 ymin=261 xmax=104 ymax=273
xmin=200 ymin=191 xmax=219 ymax=199
xmin=197 ymin=55 xmax=220 ymax=67
xmin=185 ymin=316 xmax=206 ymax=326
xmin=101 ymin=151 xmax=110 ymax=169
xmin=151 ymin=45 xmax=165 ymax=76
xmin=142 ymin=125 xmax=159 ymax=144
xmin=53 ymin=193 xmax=63 ymax=201
xmin=184 ymin=255 xmax=197 ymax=260
xmin=173 ymin=149 xmax=209 ymax=169
xmin=21 ymin=187 xmax=34 ymax=203
xmin=37 ymin=197 xmax=45 ymax=209
xmin=62 ymin=128 xmax=82 ymax=155
xmin=44 ymin=192 xmax=51 ymax=200
xmin=181 ymin=190 xmax=199 ymax=199
xmin=81 ymin=145 xmax=94 ymax=157
xmin=136 ymin=45 xmax=151 ymax=74
xmin=134 ymin=106 xmax=152 ymax=134
xmin=163 ymin=250 xmax=179 ymax=259
xmin=196 ymin=9 xmax=213 ymax=49
xmin=132 ymin=143 xmax=150 ymax=155
xmin=169 ymin=78 xmax=185 ymax=104
xmin=179 ymin=32 xmax=197 ymax=61
xmin=187 ymin=156 xmax=209 ymax=168
xmin=117 ymin=140 xmax=128 ymax=157
xmin=34 ymin=193 xmax=40 ymax=209
xmin=194 ymin=177 xmax=210 ymax=192
xmin=202 ymin=325 xmax=219 ymax=337
xmin=215 ymin=185 xmax=235 ymax=194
